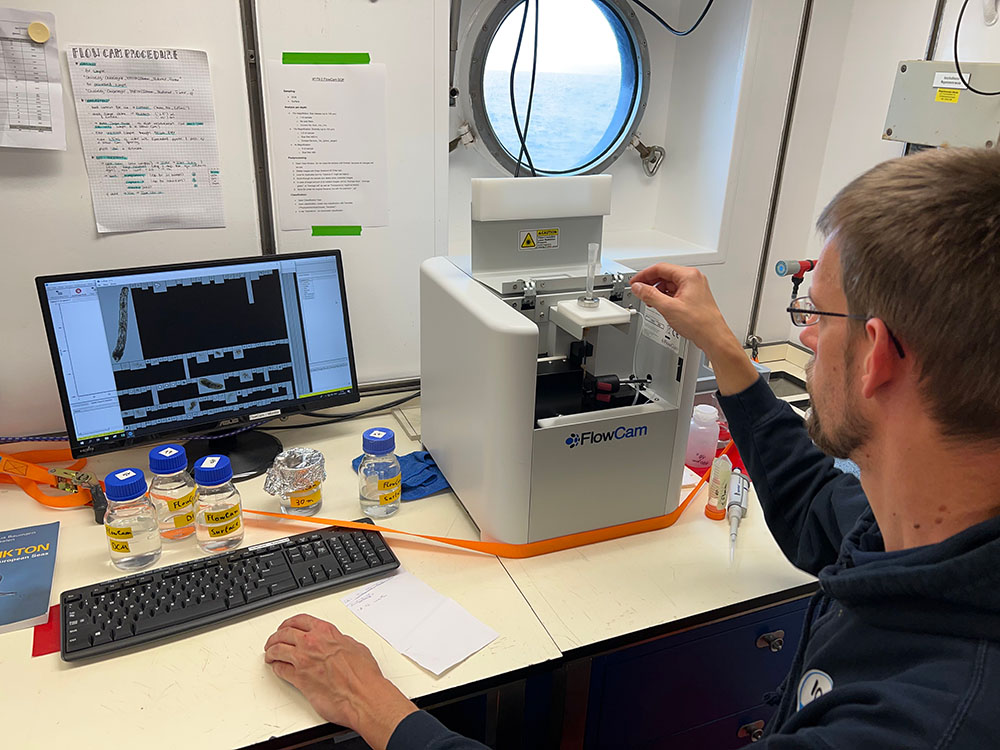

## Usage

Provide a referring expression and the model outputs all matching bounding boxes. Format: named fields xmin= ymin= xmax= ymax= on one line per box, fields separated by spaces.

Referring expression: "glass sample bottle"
xmin=104 ymin=467 xmax=162 ymax=571
xmin=148 ymin=444 xmax=197 ymax=541
xmin=264 ymin=447 xmax=326 ymax=517
xmin=193 ymin=454 xmax=244 ymax=553
xmin=358 ymin=427 xmax=401 ymax=518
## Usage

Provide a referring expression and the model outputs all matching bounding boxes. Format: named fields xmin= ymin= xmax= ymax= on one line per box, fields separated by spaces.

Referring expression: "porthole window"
xmin=468 ymin=0 xmax=650 ymax=176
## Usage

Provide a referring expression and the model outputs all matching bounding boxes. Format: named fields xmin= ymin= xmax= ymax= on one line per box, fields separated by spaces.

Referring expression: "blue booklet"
xmin=0 ymin=521 xmax=60 ymax=634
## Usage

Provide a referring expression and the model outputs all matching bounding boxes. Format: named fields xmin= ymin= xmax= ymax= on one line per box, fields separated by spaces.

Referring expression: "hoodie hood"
xmin=818 ymin=509 xmax=1000 ymax=641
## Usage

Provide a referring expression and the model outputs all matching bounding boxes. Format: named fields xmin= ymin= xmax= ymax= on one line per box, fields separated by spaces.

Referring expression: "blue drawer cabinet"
xmin=583 ymin=598 xmax=809 ymax=749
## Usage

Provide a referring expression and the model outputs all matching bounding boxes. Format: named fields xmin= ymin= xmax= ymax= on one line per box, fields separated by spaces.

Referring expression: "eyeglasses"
xmin=786 ymin=296 xmax=905 ymax=359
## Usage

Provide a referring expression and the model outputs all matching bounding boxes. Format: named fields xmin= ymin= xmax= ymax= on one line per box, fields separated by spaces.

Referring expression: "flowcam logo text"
xmin=565 ymin=425 xmax=648 ymax=448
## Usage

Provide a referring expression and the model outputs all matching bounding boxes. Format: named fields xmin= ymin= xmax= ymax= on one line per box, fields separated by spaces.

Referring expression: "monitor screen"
xmin=36 ymin=250 xmax=360 ymax=458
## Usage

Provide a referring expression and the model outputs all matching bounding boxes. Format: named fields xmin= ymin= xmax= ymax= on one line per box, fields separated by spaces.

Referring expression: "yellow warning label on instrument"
xmin=935 ymin=88 xmax=960 ymax=103
xmin=290 ymin=486 xmax=322 ymax=508
xmin=380 ymin=486 xmax=401 ymax=506
xmin=173 ymin=510 xmax=196 ymax=528
xmin=518 ymin=227 xmax=559 ymax=251
xmin=207 ymin=517 xmax=242 ymax=538
xmin=105 ymin=525 xmax=133 ymax=540
xmin=109 ymin=539 xmax=131 ymax=554
xmin=203 ymin=505 xmax=240 ymax=525
xmin=165 ymin=490 xmax=195 ymax=512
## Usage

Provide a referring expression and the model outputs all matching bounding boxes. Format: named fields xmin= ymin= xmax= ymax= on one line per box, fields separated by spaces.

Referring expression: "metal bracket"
xmin=610 ymin=272 xmax=627 ymax=302
xmin=508 ymin=279 xmax=536 ymax=311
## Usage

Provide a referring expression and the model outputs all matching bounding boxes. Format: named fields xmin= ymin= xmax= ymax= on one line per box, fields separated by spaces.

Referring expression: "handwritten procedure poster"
xmin=67 ymin=46 xmax=224 ymax=233
xmin=0 ymin=7 xmax=66 ymax=150
xmin=267 ymin=61 xmax=388 ymax=230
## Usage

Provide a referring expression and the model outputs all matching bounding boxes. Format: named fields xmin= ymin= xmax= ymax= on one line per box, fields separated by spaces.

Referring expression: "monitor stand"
xmin=183 ymin=430 xmax=283 ymax=482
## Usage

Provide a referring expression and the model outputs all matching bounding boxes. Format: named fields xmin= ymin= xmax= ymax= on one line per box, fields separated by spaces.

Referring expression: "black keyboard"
xmin=60 ymin=521 xmax=400 ymax=661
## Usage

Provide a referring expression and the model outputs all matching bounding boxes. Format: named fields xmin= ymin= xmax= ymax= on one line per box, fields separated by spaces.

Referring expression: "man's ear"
xmin=859 ymin=319 xmax=901 ymax=399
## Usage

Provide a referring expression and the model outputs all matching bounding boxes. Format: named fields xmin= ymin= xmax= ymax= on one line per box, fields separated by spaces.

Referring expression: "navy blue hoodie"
xmin=388 ymin=377 xmax=1000 ymax=749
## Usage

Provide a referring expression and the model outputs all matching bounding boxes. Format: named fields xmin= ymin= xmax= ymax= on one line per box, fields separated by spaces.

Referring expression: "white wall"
xmin=450 ymin=0 xmax=807 ymax=346
xmin=756 ymin=0 xmax=948 ymax=345
xmin=0 ymin=0 xmax=260 ymax=437
xmin=255 ymin=0 xmax=449 ymax=384
xmin=933 ymin=0 xmax=1000 ymax=62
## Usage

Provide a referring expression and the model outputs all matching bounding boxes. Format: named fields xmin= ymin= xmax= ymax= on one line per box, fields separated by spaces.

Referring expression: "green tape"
xmin=312 ymin=226 xmax=362 ymax=236
xmin=282 ymin=52 xmax=370 ymax=65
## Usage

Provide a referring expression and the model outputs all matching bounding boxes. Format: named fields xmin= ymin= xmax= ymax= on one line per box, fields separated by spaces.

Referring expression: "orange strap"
xmin=246 ymin=448 xmax=725 ymax=559
xmin=0 ymin=448 xmax=93 ymax=509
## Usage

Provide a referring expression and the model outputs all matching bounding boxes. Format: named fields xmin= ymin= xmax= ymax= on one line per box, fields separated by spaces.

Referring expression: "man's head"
xmin=804 ymin=147 xmax=1000 ymax=456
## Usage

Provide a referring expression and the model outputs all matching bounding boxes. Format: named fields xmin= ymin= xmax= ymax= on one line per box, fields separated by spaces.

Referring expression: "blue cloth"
xmin=717 ymin=376 xmax=1000 ymax=749
xmin=351 ymin=450 xmax=450 ymax=501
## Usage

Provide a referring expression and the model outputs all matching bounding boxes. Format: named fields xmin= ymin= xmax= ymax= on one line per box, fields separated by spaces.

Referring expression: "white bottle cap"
xmin=693 ymin=404 xmax=719 ymax=423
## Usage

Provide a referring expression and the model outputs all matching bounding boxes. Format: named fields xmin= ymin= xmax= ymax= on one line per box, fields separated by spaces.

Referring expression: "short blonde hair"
xmin=818 ymin=147 xmax=1000 ymax=441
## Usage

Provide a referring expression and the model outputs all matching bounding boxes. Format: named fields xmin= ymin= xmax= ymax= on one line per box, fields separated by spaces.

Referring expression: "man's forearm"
xmin=702 ymin=333 xmax=759 ymax=396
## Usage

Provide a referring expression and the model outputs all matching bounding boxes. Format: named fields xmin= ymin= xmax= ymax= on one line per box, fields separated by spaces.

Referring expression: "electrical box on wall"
xmin=883 ymin=60 xmax=1000 ymax=148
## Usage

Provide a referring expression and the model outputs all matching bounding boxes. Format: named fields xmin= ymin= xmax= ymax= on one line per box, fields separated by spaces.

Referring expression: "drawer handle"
xmin=739 ymin=720 xmax=766 ymax=743
xmin=756 ymin=630 xmax=785 ymax=652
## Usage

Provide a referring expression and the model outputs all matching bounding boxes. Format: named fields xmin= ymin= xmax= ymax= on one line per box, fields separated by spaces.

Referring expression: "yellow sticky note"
xmin=936 ymin=88 xmax=960 ymax=103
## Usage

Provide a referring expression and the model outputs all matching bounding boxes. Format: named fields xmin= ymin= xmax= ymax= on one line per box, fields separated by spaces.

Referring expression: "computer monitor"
xmin=36 ymin=250 xmax=360 ymax=479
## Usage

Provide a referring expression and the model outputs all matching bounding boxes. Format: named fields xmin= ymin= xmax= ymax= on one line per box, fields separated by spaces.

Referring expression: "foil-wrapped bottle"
xmin=264 ymin=447 xmax=326 ymax=516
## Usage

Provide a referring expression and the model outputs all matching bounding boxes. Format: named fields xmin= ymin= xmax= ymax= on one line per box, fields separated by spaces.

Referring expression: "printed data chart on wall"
xmin=0 ymin=7 xmax=66 ymax=150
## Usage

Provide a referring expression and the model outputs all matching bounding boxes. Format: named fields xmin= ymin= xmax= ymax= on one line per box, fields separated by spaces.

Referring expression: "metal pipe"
xmin=924 ymin=0 xmax=948 ymax=60
xmin=449 ymin=0 xmax=463 ymax=104
xmin=744 ymin=0 xmax=814 ymax=346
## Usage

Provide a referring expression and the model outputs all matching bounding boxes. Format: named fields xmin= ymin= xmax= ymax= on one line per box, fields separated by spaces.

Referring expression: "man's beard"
xmin=805 ymin=356 xmax=871 ymax=459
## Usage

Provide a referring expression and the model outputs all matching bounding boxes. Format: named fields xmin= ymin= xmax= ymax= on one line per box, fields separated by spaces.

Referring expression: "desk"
xmin=2 ymin=389 xmax=816 ymax=749
xmin=501 ymin=488 xmax=815 ymax=653
xmin=0 ymin=402 xmax=560 ymax=749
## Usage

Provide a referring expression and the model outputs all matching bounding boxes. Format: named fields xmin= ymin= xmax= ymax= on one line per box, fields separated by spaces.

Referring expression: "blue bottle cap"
xmin=193 ymin=454 xmax=233 ymax=486
xmin=362 ymin=427 xmax=395 ymax=455
xmin=149 ymin=444 xmax=188 ymax=475
xmin=104 ymin=468 xmax=148 ymax=502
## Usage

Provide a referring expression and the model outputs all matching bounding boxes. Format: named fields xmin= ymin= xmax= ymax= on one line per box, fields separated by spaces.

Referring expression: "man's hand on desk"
xmin=264 ymin=614 xmax=418 ymax=750
xmin=630 ymin=263 xmax=759 ymax=396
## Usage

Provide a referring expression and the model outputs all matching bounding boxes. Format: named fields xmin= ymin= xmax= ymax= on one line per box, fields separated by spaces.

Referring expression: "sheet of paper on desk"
xmin=0 ymin=7 xmax=67 ymax=150
xmin=342 ymin=571 xmax=498 ymax=676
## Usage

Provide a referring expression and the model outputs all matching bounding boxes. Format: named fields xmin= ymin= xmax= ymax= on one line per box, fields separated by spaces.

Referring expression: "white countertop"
xmin=1 ymin=381 xmax=816 ymax=747
xmin=0 ymin=411 xmax=560 ymax=748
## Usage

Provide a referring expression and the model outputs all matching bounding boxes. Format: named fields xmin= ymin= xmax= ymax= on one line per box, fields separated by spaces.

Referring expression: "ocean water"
xmin=483 ymin=70 xmax=628 ymax=173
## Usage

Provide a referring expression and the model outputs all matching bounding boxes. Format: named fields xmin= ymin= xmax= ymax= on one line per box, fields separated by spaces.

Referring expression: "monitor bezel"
xmin=35 ymin=249 xmax=361 ymax=458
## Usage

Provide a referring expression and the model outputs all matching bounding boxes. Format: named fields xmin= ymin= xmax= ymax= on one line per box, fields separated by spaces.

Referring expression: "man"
xmin=264 ymin=147 xmax=1000 ymax=748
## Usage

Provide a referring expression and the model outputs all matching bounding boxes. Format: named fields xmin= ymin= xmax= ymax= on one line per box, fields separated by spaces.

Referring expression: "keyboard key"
xmin=268 ymin=580 xmax=298 ymax=595
xmin=342 ymin=560 xmax=371 ymax=574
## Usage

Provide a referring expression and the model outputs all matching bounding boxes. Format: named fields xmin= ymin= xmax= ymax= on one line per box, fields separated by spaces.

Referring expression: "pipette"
xmin=726 ymin=468 xmax=750 ymax=564
xmin=578 ymin=242 xmax=601 ymax=308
